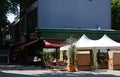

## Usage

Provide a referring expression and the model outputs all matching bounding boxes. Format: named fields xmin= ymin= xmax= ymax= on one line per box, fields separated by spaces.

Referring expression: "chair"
xmin=44 ymin=61 xmax=53 ymax=69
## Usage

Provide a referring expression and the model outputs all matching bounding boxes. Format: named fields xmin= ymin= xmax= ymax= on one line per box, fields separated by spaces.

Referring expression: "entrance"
xmin=97 ymin=49 xmax=108 ymax=69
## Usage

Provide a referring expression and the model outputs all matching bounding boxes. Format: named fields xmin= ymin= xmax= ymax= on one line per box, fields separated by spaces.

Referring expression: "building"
xmin=4 ymin=0 xmax=120 ymax=64
xmin=19 ymin=0 xmax=113 ymax=47
xmin=38 ymin=0 xmax=111 ymax=29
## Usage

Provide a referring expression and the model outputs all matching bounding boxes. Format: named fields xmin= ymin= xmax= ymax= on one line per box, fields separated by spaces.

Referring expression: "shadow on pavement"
xmin=0 ymin=71 xmax=36 ymax=77
xmin=0 ymin=65 xmax=42 ymax=70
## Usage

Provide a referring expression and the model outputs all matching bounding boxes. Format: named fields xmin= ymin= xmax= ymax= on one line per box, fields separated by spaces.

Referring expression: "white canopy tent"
xmin=60 ymin=34 xmax=120 ymax=50
xmin=60 ymin=34 xmax=92 ymax=50
xmin=95 ymin=34 xmax=120 ymax=48
xmin=75 ymin=34 xmax=120 ymax=49
xmin=60 ymin=45 xmax=70 ymax=51
xmin=75 ymin=34 xmax=120 ymax=68
xmin=60 ymin=34 xmax=120 ymax=68
xmin=59 ymin=34 xmax=92 ymax=62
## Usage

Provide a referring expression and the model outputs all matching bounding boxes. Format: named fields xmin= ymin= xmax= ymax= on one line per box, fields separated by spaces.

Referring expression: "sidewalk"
xmin=0 ymin=65 xmax=120 ymax=77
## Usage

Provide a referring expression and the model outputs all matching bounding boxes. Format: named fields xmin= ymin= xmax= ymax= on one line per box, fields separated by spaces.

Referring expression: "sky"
xmin=7 ymin=13 xmax=16 ymax=23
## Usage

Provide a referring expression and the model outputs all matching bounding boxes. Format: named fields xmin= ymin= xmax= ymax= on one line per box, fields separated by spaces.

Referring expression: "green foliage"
xmin=43 ymin=52 xmax=52 ymax=61
xmin=66 ymin=36 xmax=77 ymax=66
xmin=112 ymin=0 xmax=120 ymax=30
xmin=0 ymin=0 xmax=19 ymax=47
xmin=39 ymin=51 xmax=53 ymax=61
xmin=66 ymin=36 xmax=77 ymax=45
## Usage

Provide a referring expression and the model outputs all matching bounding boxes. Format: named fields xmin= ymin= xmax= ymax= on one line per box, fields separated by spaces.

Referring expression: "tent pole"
xmin=60 ymin=50 xmax=63 ymax=61
xmin=93 ymin=48 xmax=98 ymax=69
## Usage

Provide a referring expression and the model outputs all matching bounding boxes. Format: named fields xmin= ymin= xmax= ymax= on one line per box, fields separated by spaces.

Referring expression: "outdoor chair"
xmin=44 ymin=61 xmax=53 ymax=69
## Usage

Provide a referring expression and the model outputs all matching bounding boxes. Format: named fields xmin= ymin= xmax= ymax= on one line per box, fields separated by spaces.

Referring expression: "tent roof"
xmin=75 ymin=34 xmax=120 ymax=49
xmin=60 ymin=41 xmax=77 ymax=50
xmin=95 ymin=34 xmax=120 ymax=47
xmin=60 ymin=34 xmax=92 ymax=50
xmin=60 ymin=34 xmax=120 ymax=50
xmin=60 ymin=45 xmax=70 ymax=50
xmin=75 ymin=34 xmax=95 ymax=48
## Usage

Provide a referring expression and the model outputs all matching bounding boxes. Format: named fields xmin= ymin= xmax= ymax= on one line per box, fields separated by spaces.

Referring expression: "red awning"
xmin=19 ymin=39 xmax=65 ymax=49
xmin=44 ymin=39 xmax=65 ymax=48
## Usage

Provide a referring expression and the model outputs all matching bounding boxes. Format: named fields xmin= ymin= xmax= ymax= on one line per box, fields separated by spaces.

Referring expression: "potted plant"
xmin=66 ymin=36 xmax=77 ymax=72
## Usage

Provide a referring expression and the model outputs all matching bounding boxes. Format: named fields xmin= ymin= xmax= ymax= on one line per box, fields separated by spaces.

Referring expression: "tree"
xmin=112 ymin=0 xmax=120 ymax=30
xmin=0 ymin=0 xmax=19 ymax=47
xmin=0 ymin=0 xmax=19 ymax=26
